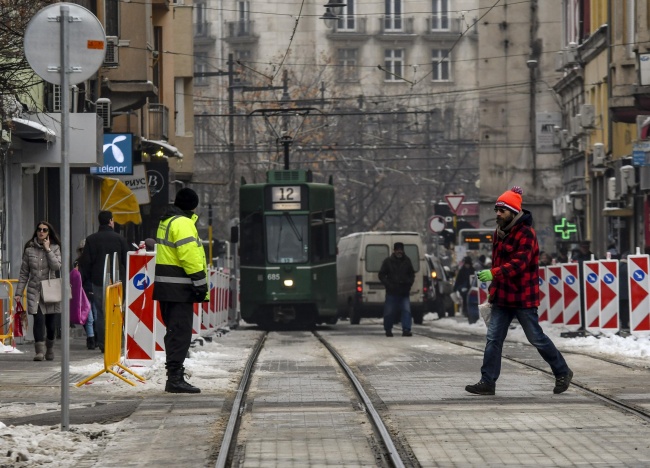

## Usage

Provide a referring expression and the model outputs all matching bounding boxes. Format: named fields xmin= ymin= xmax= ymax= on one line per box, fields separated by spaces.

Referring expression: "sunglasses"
xmin=37 ymin=227 xmax=49 ymax=233
xmin=493 ymin=208 xmax=507 ymax=213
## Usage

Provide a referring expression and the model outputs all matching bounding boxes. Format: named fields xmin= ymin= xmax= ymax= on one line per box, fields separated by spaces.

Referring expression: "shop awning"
xmin=141 ymin=138 xmax=183 ymax=159
xmin=100 ymin=178 xmax=142 ymax=225
xmin=11 ymin=117 xmax=56 ymax=143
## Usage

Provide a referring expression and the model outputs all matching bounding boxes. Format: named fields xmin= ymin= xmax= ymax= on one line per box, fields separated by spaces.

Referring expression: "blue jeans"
xmin=383 ymin=294 xmax=412 ymax=332
xmin=481 ymin=305 xmax=570 ymax=384
xmin=84 ymin=299 xmax=98 ymax=338
xmin=92 ymin=284 xmax=105 ymax=350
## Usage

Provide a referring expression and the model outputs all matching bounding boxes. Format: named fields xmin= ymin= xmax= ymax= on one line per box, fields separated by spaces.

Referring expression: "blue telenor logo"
xmin=587 ymin=272 xmax=598 ymax=284
xmin=565 ymin=275 xmax=576 ymax=285
xmin=603 ymin=273 xmax=615 ymax=285
xmin=133 ymin=273 xmax=151 ymax=290
xmin=91 ymin=133 xmax=133 ymax=175
xmin=549 ymin=276 xmax=559 ymax=285
xmin=633 ymin=270 xmax=646 ymax=282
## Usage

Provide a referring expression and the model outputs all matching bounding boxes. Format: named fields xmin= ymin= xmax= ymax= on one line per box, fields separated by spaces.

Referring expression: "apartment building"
xmin=193 ymin=0 xmax=481 ymax=242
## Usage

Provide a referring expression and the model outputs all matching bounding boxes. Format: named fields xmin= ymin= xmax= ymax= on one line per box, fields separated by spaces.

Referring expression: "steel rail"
xmin=313 ymin=331 xmax=406 ymax=468
xmin=215 ymin=331 xmax=267 ymax=468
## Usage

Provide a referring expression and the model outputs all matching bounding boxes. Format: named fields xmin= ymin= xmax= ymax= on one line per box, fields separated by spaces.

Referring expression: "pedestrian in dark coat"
xmin=14 ymin=221 xmax=62 ymax=361
xmin=78 ymin=210 xmax=132 ymax=352
xmin=466 ymin=187 xmax=573 ymax=396
xmin=454 ymin=256 xmax=474 ymax=318
xmin=378 ymin=242 xmax=415 ymax=337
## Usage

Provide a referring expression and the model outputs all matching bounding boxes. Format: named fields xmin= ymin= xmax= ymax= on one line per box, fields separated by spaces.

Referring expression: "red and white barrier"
xmin=124 ymin=251 xmax=157 ymax=366
xmin=547 ymin=266 xmax=564 ymax=324
xmin=562 ymin=263 xmax=581 ymax=327
xmin=628 ymin=252 xmax=650 ymax=335
xmin=582 ymin=261 xmax=600 ymax=332
xmin=599 ymin=260 xmax=619 ymax=332
xmin=538 ymin=267 xmax=549 ymax=322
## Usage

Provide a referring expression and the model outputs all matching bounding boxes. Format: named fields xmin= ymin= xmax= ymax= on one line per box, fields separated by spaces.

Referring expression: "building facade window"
xmin=237 ymin=1 xmax=250 ymax=34
xmin=384 ymin=49 xmax=404 ymax=81
xmin=195 ymin=52 xmax=208 ymax=86
xmin=234 ymin=49 xmax=252 ymax=84
xmin=338 ymin=0 xmax=356 ymax=30
xmin=338 ymin=48 xmax=358 ymax=81
xmin=432 ymin=49 xmax=451 ymax=81
xmin=195 ymin=1 xmax=208 ymax=35
xmin=384 ymin=0 xmax=402 ymax=31
xmin=431 ymin=0 xmax=449 ymax=30
xmin=105 ymin=0 xmax=119 ymax=36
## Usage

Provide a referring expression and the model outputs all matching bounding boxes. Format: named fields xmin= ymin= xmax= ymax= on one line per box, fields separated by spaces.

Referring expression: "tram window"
xmin=240 ymin=212 xmax=264 ymax=265
xmin=366 ymin=245 xmax=389 ymax=272
xmin=266 ymin=214 xmax=308 ymax=263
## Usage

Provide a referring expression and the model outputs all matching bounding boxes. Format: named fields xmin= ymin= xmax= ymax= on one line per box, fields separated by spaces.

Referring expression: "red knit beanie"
xmin=495 ymin=186 xmax=523 ymax=214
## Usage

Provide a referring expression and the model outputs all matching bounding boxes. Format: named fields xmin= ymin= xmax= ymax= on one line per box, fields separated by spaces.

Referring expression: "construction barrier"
xmin=124 ymin=251 xmax=157 ymax=366
xmin=538 ymin=267 xmax=549 ymax=322
xmin=547 ymin=265 xmax=564 ymax=324
xmin=561 ymin=263 xmax=581 ymax=327
xmin=0 ymin=280 xmax=18 ymax=346
xmin=583 ymin=260 xmax=601 ymax=332
xmin=599 ymin=259 xmax=620 ymax=332
xmin=628 ymin=251 xmax=650 ymax=335
xmin=76 ymin=282 xmax=145 ymax=387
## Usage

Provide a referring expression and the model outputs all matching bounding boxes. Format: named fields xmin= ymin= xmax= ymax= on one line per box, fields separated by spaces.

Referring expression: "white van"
xmin=337 ymin=231 xmax=427 ymax=324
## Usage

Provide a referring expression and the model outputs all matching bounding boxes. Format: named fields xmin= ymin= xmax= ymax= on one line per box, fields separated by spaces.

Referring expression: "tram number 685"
xmin=267 ymin=273 xmax=280 ymax=281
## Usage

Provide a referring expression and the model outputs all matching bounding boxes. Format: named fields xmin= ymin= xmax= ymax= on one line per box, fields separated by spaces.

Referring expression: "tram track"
xmin=214 ymin=330 xmax=413 ymax=468
xmin=416 ymin=325 xmax=650 ymax=424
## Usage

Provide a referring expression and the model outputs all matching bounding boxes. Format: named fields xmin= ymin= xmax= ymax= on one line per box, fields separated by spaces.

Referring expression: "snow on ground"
xmin=1 ymin=319 xmax=649 ymax=466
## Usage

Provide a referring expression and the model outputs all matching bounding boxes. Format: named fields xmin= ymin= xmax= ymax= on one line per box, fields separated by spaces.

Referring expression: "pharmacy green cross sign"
xmin=554 ymin=218 xmax=577 ymax=240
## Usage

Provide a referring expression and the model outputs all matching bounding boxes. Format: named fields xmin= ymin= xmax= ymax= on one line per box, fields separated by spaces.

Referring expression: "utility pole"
xmin=228 ymin=53 xmax=236 ymax=222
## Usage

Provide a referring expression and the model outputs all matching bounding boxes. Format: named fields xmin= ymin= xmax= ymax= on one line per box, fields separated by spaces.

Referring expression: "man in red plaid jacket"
xmin=465 ymin=187 xmax=573 ymax=396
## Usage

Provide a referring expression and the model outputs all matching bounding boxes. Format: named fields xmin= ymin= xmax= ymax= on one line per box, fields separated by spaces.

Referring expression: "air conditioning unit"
xmin=620 ymin=165 xmax=635 ymax=195
xmin=96 ymin=98 xmax=112 ymax=129
xmin=607 ymin=177 xmax=617 ymax=200
xmin=555 ymin=51 xmax=565 ymax=72
xmin=580 ymin=104 xmax=595 ymax=128
xmin=592 ymin=142 xmax=605 ymax=166
xmin=565 ymin=42 xmax=579 ymax=66
xmin=103 ymin=36 xmax=119 ymax=67
xmin=570 ymin=114 xmax=583 ymax=137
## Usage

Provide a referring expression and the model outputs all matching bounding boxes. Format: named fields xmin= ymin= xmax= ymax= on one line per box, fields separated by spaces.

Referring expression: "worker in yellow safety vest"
xmin=153 ymin=187 xmax=208 ymax=393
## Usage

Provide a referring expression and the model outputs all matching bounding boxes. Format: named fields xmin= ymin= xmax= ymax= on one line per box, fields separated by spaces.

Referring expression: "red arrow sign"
xmin=445 ymin=194 xmax=465 ymax=214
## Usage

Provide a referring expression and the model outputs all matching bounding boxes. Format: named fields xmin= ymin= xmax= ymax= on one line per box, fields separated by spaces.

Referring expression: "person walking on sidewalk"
xmin=14 ymin=221 xmax=62 ymax=361
xmin=465 ymin=187 xmax=573 ymax=396
xmin=453 ymin=256 xmax=475 ymax=318
xmin=378 ymin=242 xmax=415 ymax=337
xmin=75 ymin=239 xmax=97 ymax=349
xmin=153 ymin=188 xmax=208 ymax=393
xmin=79 ymin=210 xmax=131 ymax=353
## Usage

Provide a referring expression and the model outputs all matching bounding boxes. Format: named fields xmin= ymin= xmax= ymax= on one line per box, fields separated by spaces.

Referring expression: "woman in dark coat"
xmin=14 ymin=221 xmax=62 ymax=361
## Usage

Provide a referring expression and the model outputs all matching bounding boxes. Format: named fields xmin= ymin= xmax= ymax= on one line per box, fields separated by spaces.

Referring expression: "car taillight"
xmin=355 ymin=275 xmax=363 ymax=293
xmin=423 ymin=275 xmax=428 ymax=294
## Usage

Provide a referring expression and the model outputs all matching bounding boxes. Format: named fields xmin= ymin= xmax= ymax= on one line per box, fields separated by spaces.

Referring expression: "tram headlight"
xmin=283 ymin=279 xmax=294 ymax=288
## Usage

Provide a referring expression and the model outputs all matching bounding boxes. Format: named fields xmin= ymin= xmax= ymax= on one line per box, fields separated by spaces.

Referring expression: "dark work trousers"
xmin=33 ymin=307 xmax=58 ymax=342
xmin=159 ymin=301 xmax=194 ymax=370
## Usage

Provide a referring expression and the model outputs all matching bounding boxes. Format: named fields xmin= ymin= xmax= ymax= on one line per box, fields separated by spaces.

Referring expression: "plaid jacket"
xmin=488 ymin=210 xmax=540 ymax=308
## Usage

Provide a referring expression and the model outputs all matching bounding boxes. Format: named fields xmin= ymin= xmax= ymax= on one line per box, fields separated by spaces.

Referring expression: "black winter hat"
xmin=174 ymin=188 xmax=199 ymax=211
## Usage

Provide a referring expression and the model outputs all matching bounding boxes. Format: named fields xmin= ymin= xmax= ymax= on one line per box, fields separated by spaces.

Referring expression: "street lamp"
xmin=320 ymin=1 xmax=346 ymax=28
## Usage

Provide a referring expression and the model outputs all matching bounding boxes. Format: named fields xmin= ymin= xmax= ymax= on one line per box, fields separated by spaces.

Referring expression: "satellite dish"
xmin=24 ymin=3 xmax=106 ymax=86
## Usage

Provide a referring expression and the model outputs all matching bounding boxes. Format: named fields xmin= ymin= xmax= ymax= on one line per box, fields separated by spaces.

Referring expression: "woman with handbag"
xmin=14 ymin=221 xmax=62 ymax=361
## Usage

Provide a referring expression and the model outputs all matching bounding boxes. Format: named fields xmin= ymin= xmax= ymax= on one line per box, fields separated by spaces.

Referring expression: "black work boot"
xmin=86 ymin=336 xmax=95 ymax=350
xmin=165 ymin=366 xmax=201 ymax=394
xmin=465 ymin=380 xmax=496 ymax=395
xmin=553 ymin=369 xmax=573 ymax=394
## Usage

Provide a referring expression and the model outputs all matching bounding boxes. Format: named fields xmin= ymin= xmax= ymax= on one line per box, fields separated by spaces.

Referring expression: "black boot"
xmin=86 ymin=336 xmax=95 ymax=350
xmin=165 ymin=366 xmax=200 ymax=394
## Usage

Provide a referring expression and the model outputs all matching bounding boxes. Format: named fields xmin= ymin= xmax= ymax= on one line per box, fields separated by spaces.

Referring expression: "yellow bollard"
xmin=0 ymin=280 xmax=19 ymax=346
xmin=76 ymin=282 xmax=145 ymax=387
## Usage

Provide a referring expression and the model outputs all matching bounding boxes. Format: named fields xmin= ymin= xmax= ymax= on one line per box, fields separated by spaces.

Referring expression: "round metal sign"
xmin=24 ymin=3 xmax=106 ymax=85
xmin=428 ymin=215 xmax=446 ymax=233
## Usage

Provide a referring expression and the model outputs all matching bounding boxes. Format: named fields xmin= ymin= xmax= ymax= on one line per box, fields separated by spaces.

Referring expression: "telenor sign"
xmin=91 ymin=133 xmax=133 ymax=175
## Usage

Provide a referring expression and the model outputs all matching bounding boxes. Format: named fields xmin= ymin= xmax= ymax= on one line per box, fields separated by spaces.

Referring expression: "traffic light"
xmin=216 ymin=240 xmax=228 ymax=256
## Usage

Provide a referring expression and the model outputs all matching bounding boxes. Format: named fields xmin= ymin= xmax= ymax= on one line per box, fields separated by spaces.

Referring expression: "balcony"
xmin=224 ymin=20 xmax=258 ymax=44
xmin=148 ymin=103 xmax=169 ymax=141
xmin=422 ymin=17 xmax=469 ymax=42
xmin=194 ymin=22 xmax=216 ymax=44
xmin=376 ymin=16 xmax=416 ymax=42
xmin=326 ymin=16 xmax=369 ymax=41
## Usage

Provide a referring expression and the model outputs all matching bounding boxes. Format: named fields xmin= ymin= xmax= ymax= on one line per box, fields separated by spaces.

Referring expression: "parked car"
xmin=425 ymin=254 xmax=455 ymax=319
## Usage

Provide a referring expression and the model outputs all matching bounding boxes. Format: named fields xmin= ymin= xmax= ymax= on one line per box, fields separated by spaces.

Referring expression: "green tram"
xmin=239 ymin=169 xmax=337 ymax=328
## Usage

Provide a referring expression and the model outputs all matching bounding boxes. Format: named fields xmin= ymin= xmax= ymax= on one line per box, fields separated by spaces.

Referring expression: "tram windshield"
xmin=266 ymin=214 xmax=308 ymax=263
